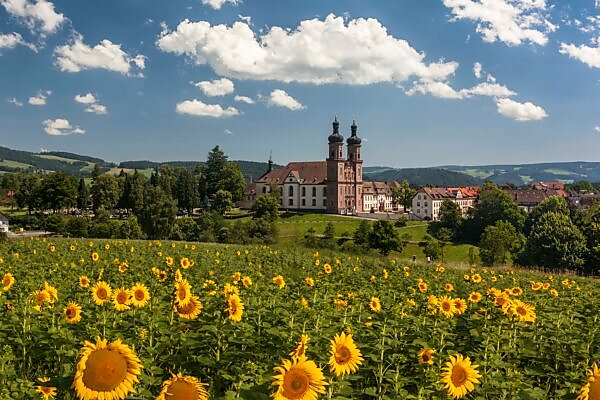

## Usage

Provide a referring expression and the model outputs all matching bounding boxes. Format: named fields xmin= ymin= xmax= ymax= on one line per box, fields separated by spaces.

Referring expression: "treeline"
xmin=426 ymin=182 xmax=600 ymax=274
xmin=0 ymin=146 xmax=114 ymax=175
xmin=1 ymin=146 xmax=277 ymax=244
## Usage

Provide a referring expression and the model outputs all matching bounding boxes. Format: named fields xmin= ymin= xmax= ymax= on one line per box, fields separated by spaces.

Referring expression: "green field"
xmin=0 ymin=160 xmax=33 ymax=169
xmin=35 ymin=154 xmax=80 ymax=164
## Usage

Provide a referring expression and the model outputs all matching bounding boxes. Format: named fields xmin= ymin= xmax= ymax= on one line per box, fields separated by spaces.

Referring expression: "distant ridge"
xmin=363 ymin=167 xmax=480 ymax=187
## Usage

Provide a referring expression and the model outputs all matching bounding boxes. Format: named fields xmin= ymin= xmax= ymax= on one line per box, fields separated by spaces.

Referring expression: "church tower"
xmin=346 ymin=120 xmax=363 ymax=213
xmin=326 ymin=117 xmax=344 ymax=213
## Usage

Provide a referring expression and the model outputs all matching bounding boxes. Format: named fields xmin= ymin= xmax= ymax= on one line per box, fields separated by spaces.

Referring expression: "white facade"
xmin=412 ymin=188 xmax=477 ymax=221
xmin=0 ymin=215 xmax=8 ymax=233
xmin=281 ymin=173 xmax=328 ymax=210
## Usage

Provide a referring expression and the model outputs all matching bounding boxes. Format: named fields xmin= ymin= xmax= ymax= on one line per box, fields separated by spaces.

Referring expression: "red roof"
xmin=257 ymin=161 xmax=327 ymax=185
xmin=532 ymin=181 xmax=565 ymax=191
xmin=421 ymin=187 xmax=480 ymax=199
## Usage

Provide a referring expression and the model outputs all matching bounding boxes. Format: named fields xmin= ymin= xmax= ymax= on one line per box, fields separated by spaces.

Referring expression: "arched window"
xmin=262 ymin=187 xmax=267 ymax=194
xmin=302 ymin=187 xmax=306 ymax=196
xmin=288 ymin=186 xmax=294 ymax=196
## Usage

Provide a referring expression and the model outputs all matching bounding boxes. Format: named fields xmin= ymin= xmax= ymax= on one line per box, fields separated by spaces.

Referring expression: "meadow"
xmin=0 ymin=237 xmax=598 ymax=400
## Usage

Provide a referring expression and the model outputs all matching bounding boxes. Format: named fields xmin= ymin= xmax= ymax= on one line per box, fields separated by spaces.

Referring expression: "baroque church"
xmin=240 ymin=118 xmax=399 ymax=215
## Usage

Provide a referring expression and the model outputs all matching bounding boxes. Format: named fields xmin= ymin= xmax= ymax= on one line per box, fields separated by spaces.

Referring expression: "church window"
xmin=312 ymin=198 xmax=316 ymax=206
xmin=288 ymin=186 xmax=294 ymax=196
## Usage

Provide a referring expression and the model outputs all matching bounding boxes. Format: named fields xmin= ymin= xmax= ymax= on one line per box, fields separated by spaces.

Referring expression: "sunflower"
xmin=454 ymin=298 xmax=467 ymax=314
xmin=273 ymin=275 xmax=286 ymax=289
xmin=174 ymin=269 xmax=183 ymax=282
xmin=290 ymin=334 xmax=310 ymax=359
xmin=369 ymin=296 xmax=382 ymax=312
xmin=165 ymin=256 xmax=174 ymax=267
xmin=36 ymin=377 xmax=57 ymax=399
xmin=156 ymin=373 xmax=209 ymax=400
xmin=272 ymin=355 xmax=327 ymax=400
xmin=328 ymin=332 xmax=363 ymax=376
xmin=158 ymin=270 xmax=168 ymax=282
xmin=438 ymin=296 xmax=456 ymax=318
xmin=130 ymin=283 xmax=150 ymax=308
xmin=227 ymin=294 xmax=244 ymax=322
xmin=300 ymin=297 xmax=309 ymax=308
xmin=471 ymin=274 xmax=482 ymax=283
xmin=180 ymin=257 xmax=192 ymax=269
xmin=242 ymin=276 xmax=252 ymax=288
xmin=113 ymin=288 xmax=131 ymax=311
xmin=175 ymin=295 xmax=203 ymax=320
xmin=91 ymin=281 xmax=112 ymax=306
xmin=531 ymin=281 xmax=543 ymax=291
xmin=174 ymin=279 xmax=192 ymax=306
xmin=417 ymin=348 xmax=435 ymax=365
xmin=440 ymin=354 xmax=481 ymax=399
xmin=118 ymin=262 xmax=128 ymax=273
xmin=550 ymin=289 xmax=559 ymax=297
xmin=511 ymin=287 xmax=524 ymax=296
xmin=305 ymin=277 xmax=315 ymax=287
xmin=64 ymin=302 xmax=82 ymax=324
xmin=323 ymin=263 xmax=332 ymax=274
xmin=2 ymin=272 xmax=15 ymax=291
xmin=232 ymin=272 xmax=241 ymax=283
xmin=510 ymin=299 xmax=536 ymax=323
xmin=445 ymin=283 xmax=454 ymax=292
xmin=223 ymin=283 xmax=239 ymax=299
xmin=34 ymin=290 xmax=50 ymax=306
xmin=418 ymin=281 xmax=428 ymax=293
xmin=91 ymin=252 xmax=99 ymax=262
xmin=79 ymin=276 xmax=90 ymax=288
xmin=44 ymin=282 xmax=58 ymax=304
xmin=468 ymin=292 xmax=482 ymax=303
xmin=72 ymin=337 xmax=142 ymax=400
xmin=577 ymin=363 xmax=600 ymax=400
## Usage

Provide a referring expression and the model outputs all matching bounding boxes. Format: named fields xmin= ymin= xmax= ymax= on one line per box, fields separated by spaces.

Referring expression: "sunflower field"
xmin=0 ymin=237 xmax=599 ymax=400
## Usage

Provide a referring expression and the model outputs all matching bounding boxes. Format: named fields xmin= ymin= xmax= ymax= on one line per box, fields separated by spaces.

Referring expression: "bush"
xmin=395 ymin=216 xmax=408 ymax=227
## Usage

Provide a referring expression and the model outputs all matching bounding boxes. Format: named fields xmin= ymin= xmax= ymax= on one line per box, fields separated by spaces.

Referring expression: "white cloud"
xmin=473 ymin=61 xmax=483 ymax=78
xmin=442 ymin=0 xmax=555 ymax=46
xmin=594 ymin=125 xmax=600 ymax=133
xmin=55 ymin=35 xmax=146 ymax=75
xmin=0 ymin=0 xmax=65 ymax=34
xmin=406 ymin=80 xmax=516 ymax=99
xmin=194 ymin=78 xmax=234 ymax=96
xmin=74 ymin=93 xmax=96 ymax=104
xmin=234 ymin=95 xmax=255 ymax=104
xmin=28 ymin=90 xmax=50 ymax=105
xmin=6 ymin=97 xmax=23 ymax=106
xmin=201 ymin=0 xmax=238 ymax=10
xmin=224 ymin=128 xmax=233 ymax=135
xmin=43 ymin=118 xmax=85 ymax=135
xmin=559 ymin=42 xmax=600 ymax=68
xmin=0 ymin=32 xmax=35 ymax=50
xmin=268 ymin=89 xmax=305 ymax=110
xmin=496 ymin=98 xmax=547 ymax=121
xmin=85 ymin=103 xmax=107 ymax=114
xmin=176 ymin=99 xmax=240 ymax=117
xmin=156 ymin=14 xmax=458 ymax=85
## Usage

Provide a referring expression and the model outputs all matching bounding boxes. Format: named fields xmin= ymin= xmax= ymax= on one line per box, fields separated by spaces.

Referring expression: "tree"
xmin=212 ymin=189 xmax=233 ymax=215
xmin=77 ymin=178 xmax=89 ymax=210
xmin=91 ymin=175 xmax=121 ymax=213
xmin=247 ymin=218 xmax=278 ymax=244
xmin=158 ymin=165 xmax=176 ymax=196
xmin=400 ymin=180 xmax=417 ymax=213
xmin=252 ymin=193 xmax=280 ymax=221
xmin=570 ymin=180 xmax=595 ymax=194
xmin=369 ymin=220 xmax=405 ymax=256
xmin=421 ymin=234 xmax=441 ymax=261
xmin=38 ymin=172 xmax=78 ymax=212
xmin=353 ymin=220 xmax=371 ymax=248
xmin=140 ymin=186 xmax=177 ymax=239
xmin=438 ymin=200 xmax=463 ymax=238
xmin=524 ymin=196 xmax=569 ymax=235
xmin=436 ymin=227 xmax=453 ymax=262
xmin=479 ymin=220 xmax=525 ymax=266
xmin=202 ymin=146 xmax=245 ymax=203
xmin=15 ymin=173 xmax=41 ymax=214
xmin=522 ymin=212 xmax=587 ymax=270
xmin=174 ymin=168 xmax=200 ymax=214
xmin=464 ymin=182 xmax=526 ymax=242
xmin=573 ymin=201 xmax=600 ymax=273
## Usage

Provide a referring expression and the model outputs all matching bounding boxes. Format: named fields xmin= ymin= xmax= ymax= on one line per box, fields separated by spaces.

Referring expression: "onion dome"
xmin=328 ymin=117 xmax=344 ymax=144
xmin=347 ymin=120 xmax=362 ymax=145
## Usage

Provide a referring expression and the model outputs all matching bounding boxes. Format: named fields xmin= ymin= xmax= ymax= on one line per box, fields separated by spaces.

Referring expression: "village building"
xmin=504 ymin=188 xmax=567 ymax=213
xmin=0 ymin=213 xmax=9 ymax=233
xmin=241 ymin=118 xmax=401 ymax=215
xmin=411 ymin=187 xmax=479 ymax=221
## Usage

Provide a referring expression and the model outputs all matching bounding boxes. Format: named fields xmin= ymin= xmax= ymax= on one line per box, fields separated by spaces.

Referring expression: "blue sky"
xmin=0 ymin=0 xmax=599 ymax=168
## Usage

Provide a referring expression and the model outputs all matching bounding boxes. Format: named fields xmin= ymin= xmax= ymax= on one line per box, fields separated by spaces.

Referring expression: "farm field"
xmin=0 ymin=238 xmax=599 ymax=400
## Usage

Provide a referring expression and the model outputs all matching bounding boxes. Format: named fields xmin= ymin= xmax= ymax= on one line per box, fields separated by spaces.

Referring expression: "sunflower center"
xmin=451 ymin=365 xmax=468 ymax=387
xmin=66 ymin=307 xmax=76 ymax=319
xmin=117 ymin=292 xmax=129 ymax=304
xmin=97 ymin=288 xmax=108 ymax=300
xmin=178 ymin=287 xmax=187 ymax=300
xmin=82 ymin=349 xmax=128 ymax=391
xmin=2 ymin=277 xmax=9 ymax=286
xmin=283 ymin=369 xmax=309 ymax=398
xmin=335 ymin=346 xmax=351 ymax=364
xmin=589 ymin=378 xmax=600 ymax=399
xmin=516 ymin=306 xmax=527 ymax=316
xmin=422 ymin=353 xmax=431 ymax=362
xmin=135 ymin=290 xmax=145 ymax=301
xmin=165 ymin=380 xmax=198 ymax=400
xmin=442 ymin=302 xmax=451 ymax=311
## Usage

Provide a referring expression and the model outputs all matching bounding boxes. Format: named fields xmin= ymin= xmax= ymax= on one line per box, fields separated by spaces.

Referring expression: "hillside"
xmin=0 ymin=146 xmax=114 ymax=175
xmin=363 ymin=167 xmax=481 ymax=186
xmin=439 ymin=162 xmax=600 ymax=186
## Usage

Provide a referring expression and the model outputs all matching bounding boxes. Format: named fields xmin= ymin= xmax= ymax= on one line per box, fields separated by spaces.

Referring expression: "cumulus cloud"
xmin=6 ymin=97 xmax=23 ymax=106
xmin=442 ymin=0 xmax=556 ymax=46
xmin=0 ymin=32 xmax=36 ymax=50
xmin=496 ymin=98 xmax=547 ymax=121
xmin=595 ymin=125 xmax=600 ymax=133
xmin=74 ymin=93 xmax=107 ymax=114
xmin=0 ymin=0 xmax=65 ymax=34
xmin=43 ymin=118 xmax=85 ymax=135
xmin=268 ymin=89 xmax=305 ymax=110
xmin=28 ymin=90 xmax=50 ymax=105
xmin=224 ymin=128 xmax=233 ymax=135
xmin=55 ymin=35 xmax=146 ymax=75
xmin=473 ymin=62 xmax=483 ymax=78
xmin=234 ymin=95 xmax=255 ymax=104
xmin=194 ymin=78 xmax=234 ymax=96
xmin=157 ymin=14 xmax=458 ymax=85
xmin=559 ymin=42 xmax=600 ymax=68
xmin=201 ymin=0 xmax=239 ymax=10
xmin=406 ymin=80 xmax=516 ymax=99
xmin=176 ymin=99 xmax=240 ymax=117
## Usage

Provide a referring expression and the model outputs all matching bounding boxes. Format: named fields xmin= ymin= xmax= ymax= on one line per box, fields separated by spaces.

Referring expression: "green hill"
xmin=363 ymin=167 xmax=481 ymax=186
